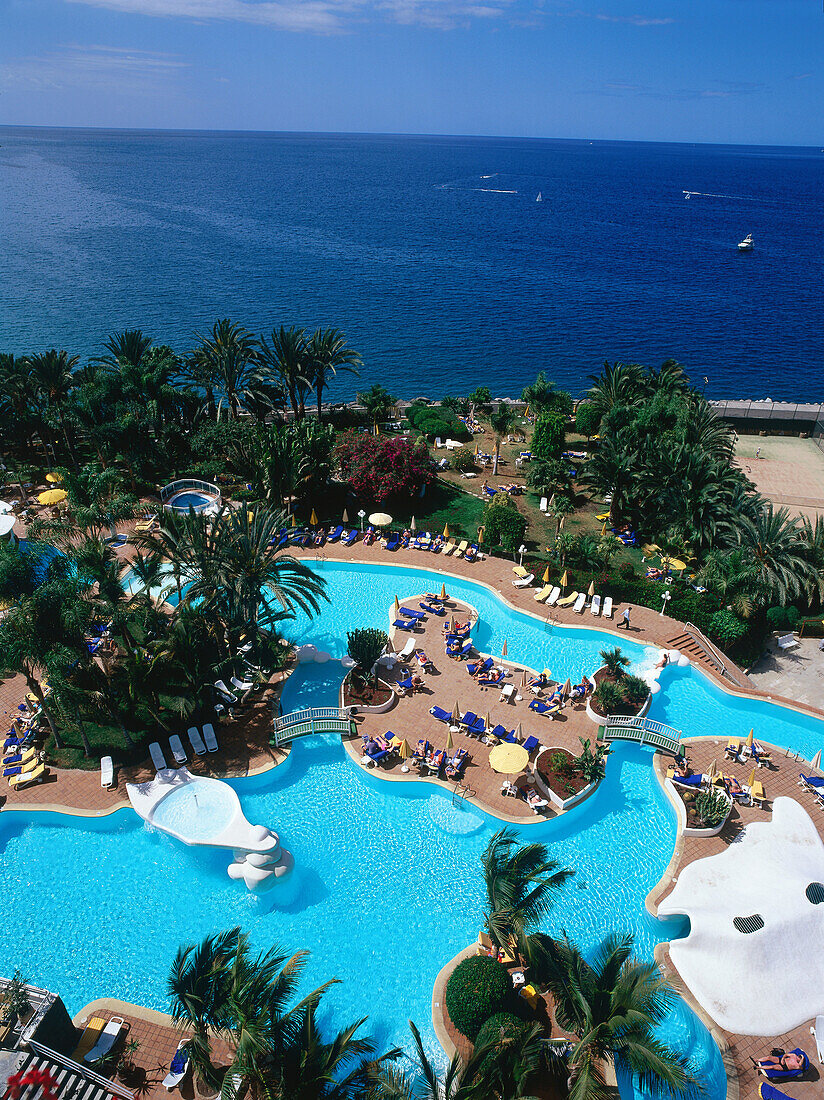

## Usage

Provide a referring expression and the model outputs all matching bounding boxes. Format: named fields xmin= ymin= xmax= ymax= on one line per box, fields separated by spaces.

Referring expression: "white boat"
xmin=536 ymin=192 xmax=543 ymax=203
xmin=738 ymin=233 xmax=754 ymax=251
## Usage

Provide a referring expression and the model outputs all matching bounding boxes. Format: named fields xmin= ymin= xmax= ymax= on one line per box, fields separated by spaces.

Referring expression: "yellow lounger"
xmin=454 ymin=540 xmax=468 ymax=558
xmin=556 ymin=591 xmax=579 ymax=608
xmin=512 ymin=565 xmax=529 ymax=579
xmin=533 ymin=585 xmax=552 ymax=602
xmin=9 ymin=763 xmax=46 ymax=790
xmin=749 ymin=780 xmax=767 ymax=807
xmin=73 ymin=1016 xmax=106 ymax=1061
xmin=4 ymin=747 xmax=35 ymax=768
xmin=441 ymin=540 xmax=455 ymax=555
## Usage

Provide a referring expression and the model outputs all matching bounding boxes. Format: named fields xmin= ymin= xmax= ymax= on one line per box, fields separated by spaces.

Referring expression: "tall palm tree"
xmin=306 ymin=327 xmax=362 ymax=421
xmin=489 ymin=406 xmax=519 ymax=476
xmin=98 ymin=329 xmax=153 ymax=371
xmin=481 ymin=828 xmax=572 ymax=957
xmin=25 ymin=349 xmax=80 ymax=468
xmin=258 ymin=326 xmax=312 ymax=421
xmin=586 ymin=362 xmax=644 ymax=417
xmin=695 ymin=548 xmax=763 ymax=618
xmin=537 ymin=934 xmax=698 ymax=1100
xmin=357 ymin=384 xmax=396 ymax=429
xmin=42 ymin=464 xmax=137 ymax=543
xmin=736 ymin=503 xmax=819 ymax=605
xmin=192 ymin=319 xmax=260 ymax=419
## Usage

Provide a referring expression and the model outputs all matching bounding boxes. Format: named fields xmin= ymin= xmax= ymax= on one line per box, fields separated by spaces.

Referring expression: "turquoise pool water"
xmin=168 ymin=491 xmax=214 ymax=512
xmin=4 ymin=557 xmax=823 ymax=1098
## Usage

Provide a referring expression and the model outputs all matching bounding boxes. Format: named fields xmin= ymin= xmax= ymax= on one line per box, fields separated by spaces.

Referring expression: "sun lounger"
xmin=488 ymin=724 xmax=507 ymax=742
xmin=445 ymin=748 xmax=469 ymax=780
xmin=672 ymin=772 xmax=704 ymax=787
xmin=465 ymin=544 xmax=478 ymax=562
xmin=3 ymin=748 xmax=35 ymax=768
xmin=327 ymin=524 xmax=344 ymax=543
xmin=533 ymin=585 xmax=551 ymax=602
xmin=513 ymin=565 xmax=530 ymax=579
xmin=812 ymin=1016 xmax=824 ymax=1063
xmin=539 ymin=496 xmax=548 ymax=512
xmin=556 ymin=591 xmax=579 ymax=608
xmin=202 ymin=723 xmax=219 ymax=752
xmin=231 ymin=675 xmax=255 ymax=693
xmin=4 ymin=755 xmax=39 ymax=778
xmin=97 ymin=755 xmax=115 ymax=790
xmin=84 ymin=1015 xmax=125 ymax=1064
xmin=724 ymin=739 xmax=740 ymax=759
xmin=590 ymin=594 xmax=602 ymax=615
xmin=749 ymin=779 xmax=767 ymax=807
xmin=573 ymin=592 xmax=587 ymax=613
xmin=461 ymin=712 xmax=485 ymax=736
xmin=602 ymin=596 xmax=613 ymax=618
xmin=187 ymin=726 xmax=207 ymax=756
xmin=399 ymin=637 xmax=417 ymax=660
xmin=149 ymin=742 xmax=168 ymax=771
xmin=757 ymin=1049 xmax=808 ymax=1081
xmin=759 ymin=1086 xmax=794 ymax=1100
xmin=523 ymin=735 xmax=540 ymax=754
xmin=544 ymin=586 xmax=561 ymax=606
xmin=467 ymin=657 xmax=494 ymax=676
xmin=73 ymin=1017 xmax=106 ymax=1061
xmin=342 ymin=528 xmax=357 ymax=545
xmin=477 ymin=670 xmax=504 ymax=687
xmin=458 ymin=640 xmax=473 ymax=657
xmin=529 ymin=699 xmax=559 ymax=717
xmin=513 ymin=573 xmax=535 ymax=589
xmin=420 ymin=600 xmax=445 ymax=615
xmin=166 ymin=736 xmax=186 ymax=765
xmin=163 ymin=1042 xmax=191 ymax=1091
xmin=384 ymin=531 xmax=400 ymax=551
xmin=8 ymin=763 xmax=46 ymax=789
xmin=399 ymin=606 xmax=426 ymax=620
xmin=429 ymin=705 xmax=452 ymax=723
xmin=441 ymin=540 xmax=455 ymax=554
xmin=454 ymin=540 xmax=468 ymax=557
xmin=393 ymin=618 xmax=417 ymax=631
xmin=800 ymin=773 xmax=824 ymax=792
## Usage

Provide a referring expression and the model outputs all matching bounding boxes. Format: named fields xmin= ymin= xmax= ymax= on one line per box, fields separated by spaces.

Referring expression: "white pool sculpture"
xmin=659 ymin=797 xmax=824 ymax=1035
xmin=632 ymin=646 xmax=691 ymax=695
xmin=127 ymin=768 xmax=293 ymax=893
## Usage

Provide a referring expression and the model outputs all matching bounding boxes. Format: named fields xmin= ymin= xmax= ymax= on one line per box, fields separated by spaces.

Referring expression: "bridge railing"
xmin=603 ymin=714 xmax=682 ymax=755
xmin=272 ymin=707 xmax=357 ymax=747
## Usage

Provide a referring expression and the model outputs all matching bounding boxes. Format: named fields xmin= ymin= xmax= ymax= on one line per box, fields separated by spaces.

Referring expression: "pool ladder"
xmin=452 ymin=781 xmax=475 ymax=806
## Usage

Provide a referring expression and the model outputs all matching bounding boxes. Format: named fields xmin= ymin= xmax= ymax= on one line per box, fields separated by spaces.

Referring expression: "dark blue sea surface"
xmin=1 ymin=126 xmax=823 ymax=401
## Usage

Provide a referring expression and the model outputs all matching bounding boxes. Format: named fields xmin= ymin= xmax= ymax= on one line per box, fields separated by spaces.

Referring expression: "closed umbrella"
xmin=37 ymin=489 xmax=67 ymax=506
xmin=309 ymin=508 xmax=318 ymax=525
xmin=746 ymin=767 xmax=756 ymax=789
xmin=393 ymin=595 xmax=400 ymax=615
xmin=369 ymin=512 xmax=393 ymax=528
xmin=707 ymin=759 xmax=718 ymax=781
xmin=290 ymin=514 xmax=297 ymax=528
xmin=601 ymin=522 xmax=607 ymax=536
xmin=410 ymin=516 xmax=417 ymax=532
xmin=515 ymin=722 xmax=523 ymax=740
xmin=812 ymin=750 xmax=822 ymax=771
xmin=446 ymin=728 xmax=454 ymax=751
xmin=485 ymin=711 xmax=491 ymax=732
xmin=559 ymin=570 xmax=568 ymax=589
xmin=439 ymin=582 xmax=447 ymax=600
xmin=542 ymin=565 xmax=550 ymax=583
xmin=443 ymin=522 xmax=450 ymax=538
xmin=451 ymin=701 xmax=461 ymax=724
xmin=398 ymin=739 xmax=412 ymax=760
xmin=587 ymin=580 xmax=595 ymax=598
xmin=489 ymin=743 xmax=529 ymax=774
xmin=342 ymin=508 xmax=349 ymax=524
xmin=745 ymin=729 xmax=754 ymax=749
xmin=502 ymin=638 xmax=508 ymax=657
xmin=521 ymin=669 xmax=527 ymax=687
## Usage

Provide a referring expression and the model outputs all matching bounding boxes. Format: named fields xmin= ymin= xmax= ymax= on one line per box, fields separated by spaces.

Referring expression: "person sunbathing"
xmin=313 ymin=530 xmax=326 ymax=546
xmin=723 ymin=775 xmax=744 ymax=796
xmin=572 ymin=681 xmax=589 ymax=697
xmin=525 ymin=788 xmax=547 ymax=809
xmin=757 ymin=1051 xmax=806 ymax=1074
xmin=675 ymin=759 xmax=692 ymax=778
xmin=363 ymin=738 xmax=382 ymax=755
xmin=411 ymin=674 xmax=424 ymax=691
xmin=415 ymin=652 xmax=430 ymax=669
xmin=527 ymin=673 xmax=548 ymax=688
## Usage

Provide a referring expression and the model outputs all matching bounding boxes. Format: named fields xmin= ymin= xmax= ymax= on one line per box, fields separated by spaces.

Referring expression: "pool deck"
xmin=650 ymin=738 xmax=824 ymax=1100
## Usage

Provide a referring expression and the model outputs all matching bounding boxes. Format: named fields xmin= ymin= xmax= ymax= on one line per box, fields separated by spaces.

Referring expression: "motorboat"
xmin=738 ymin=233 xmax=754 ymax=251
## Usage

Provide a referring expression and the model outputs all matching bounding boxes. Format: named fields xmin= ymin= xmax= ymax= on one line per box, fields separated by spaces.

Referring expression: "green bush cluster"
xmin=707 ymin=609 xmax=749 ymax=648
xmin=483 ymin=495 xmax=527 ymax=554
xmin=452 ymin=447 xmax=476 ymax=473
xmin=444 ymin=956 xmax=511 ymax=1041
xmin=765 ymin=605 xmax=801 ymax=631
xmin=406 ymin=402 xmax=470 ymax=443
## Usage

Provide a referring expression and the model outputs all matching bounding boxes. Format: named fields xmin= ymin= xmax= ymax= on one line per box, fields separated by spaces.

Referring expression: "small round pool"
xmin=168 ymin=491 xmax=215 ymax=512
xmin=151 ymin=781 xmax=237 ymax=840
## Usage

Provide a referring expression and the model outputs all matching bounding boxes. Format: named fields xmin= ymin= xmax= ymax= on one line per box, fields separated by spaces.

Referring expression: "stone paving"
xmin=651 ymin=737 xmax=824 ymax=1100
xmin=748 ymin=635 xmax=824 ymax=712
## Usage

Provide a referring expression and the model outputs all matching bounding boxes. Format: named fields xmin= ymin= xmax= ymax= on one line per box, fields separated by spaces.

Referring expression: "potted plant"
xmin=1 ymin=970 xmax=32 ymax=1028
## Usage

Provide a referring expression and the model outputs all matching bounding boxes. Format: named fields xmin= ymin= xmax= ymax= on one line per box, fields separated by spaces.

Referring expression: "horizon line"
xmin=0 ymin=122 xmax=820 ymax=152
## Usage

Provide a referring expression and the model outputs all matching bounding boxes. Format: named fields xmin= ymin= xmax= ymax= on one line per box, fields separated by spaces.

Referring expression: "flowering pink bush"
xmin=335 ymin=432 xmax=434 ymax=503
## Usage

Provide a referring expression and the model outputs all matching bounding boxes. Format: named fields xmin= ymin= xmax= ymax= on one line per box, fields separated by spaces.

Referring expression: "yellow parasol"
xmin=559 ymin=570 xmax=568 ymax=589
xmin=524 ymin=404 xmax=530 ymax=417
xmin=37 ymin=488 xmax=67 ymax=506
xmin=393 ymin=595 xmax=400 ymax=615
xmin=559 ymin=516 xmax=565 ymax=530
xmin=45 ymin=472 xmax=63 ymax=484
xmin=745 ymin=729 xmax=754 ymax=748
xmin=248 ymin=510 xmax=254 ymax=523
xmin=369 ymin=512 xmax=393 ymax=527
xmin=595 ymin=511 xmax=610 ymax=521
xmin=542 ymin=565 xmax=550 ymax=583
xmin=398 ymin=739 xmax=412 ymax=760
xmin=587 ymin=580 xmax=595 ymax=597
xmin=746 ymin=767 xmax=756 ymax=788
xmin=439 ymin=582 xmax=447 ymax=600
xmin=443 ymin=522 xmax=450 ymax=538
xmin=489 ymin=743 xmax=530 ymax=774
xmin=600 ymin=523 xmax=607 ymax=537
xmin=309 ymin=508 xmax=318 ymax=525
xmin=543 ymin=668 xmax=551 ymax=679
xmin=502 ymin=638 xmax=508 ymax=656
xmin=446 ymin=728 xmax=454 ymax=751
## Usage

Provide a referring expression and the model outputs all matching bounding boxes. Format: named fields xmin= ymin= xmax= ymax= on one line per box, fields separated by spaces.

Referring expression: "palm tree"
xmin=192 ymin=319 xmax=260 ymax=419
xmin=548 ymin=494 xmax=574 ymax=537
xmin=582 ymin=434 xmax=639 ymax=524
xmin=735 ymin=503 xmax=819 ymax=605
xmin=306 ymin=328 xmax=362 ymax=421
xmin=357 ymin=384 xmax=396 ymax=429
xmin=43 ymin=464 xmax=137 ymax=543
xmin=586 ymin=361 xmax=644 ymax=417
xmin=25 ymin=349 xmax=80 ymax=468
xmin=98 ymin=329 xmax=153 ymax=371
xmin=489 ymin=406 xmax=519 ymax=476
xmin=258 ymin=326 xmax=313 ymax=421
xmin=537 ymin=934 xmax=698 ymax=1100
xmin=520 ymin=372 xmax=572 ymax=417
xmin=599 ymin=646 xmax=629 ymax=678
xmin=695 ymin=548 xmax=763 ymax=618
xmin=481 ymin=828 xmax=572 ymax=958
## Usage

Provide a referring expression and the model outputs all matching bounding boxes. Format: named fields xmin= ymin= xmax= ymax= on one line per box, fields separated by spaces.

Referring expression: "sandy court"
xmin=734 ymin=434 xmax=824 ymax=523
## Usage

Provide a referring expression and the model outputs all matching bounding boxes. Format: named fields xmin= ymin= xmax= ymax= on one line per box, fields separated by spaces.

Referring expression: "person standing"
xmin=620 ymin=606 xmax=632 ymax=630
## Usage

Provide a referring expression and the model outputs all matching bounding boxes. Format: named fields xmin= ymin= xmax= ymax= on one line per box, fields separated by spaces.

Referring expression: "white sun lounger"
xmin=811 ymin=1015 xmax=824 ymax=1063
xmin=573 ymin=592 xmax=586 ymax=613
xmin=163 ymin=1041 xmax=191 ymax=1091
xmin=149 ymin=742 xmax=167 ymax=771
xmin=187 ymin=726 xmax=207 ymax=756
xmin=84 ymin=1015 xmax=125 ymax=1064
xmin=590 ymin=594 xmax=602 ymax=615
xmin=202 ymin=723 xmax=219 ymax=753
xmin=169 ymin=735 xmax=187 ymax=765
xmin=546 ymin=586 xmax=561 ymax=606
xmin=513 ymin=573 xmax=535 ymax=589
xmin=400 ymin=637 xmax=417 ymax=660
xmin=602 ymin=596 xmax=613 ymax=618
xmin=215 ymin=679 xmax=238 ymax=702
xmin=100 ymin=756 xmax=114 ymax=789
xmin=231 ymin=675 xmax=255 ymax=693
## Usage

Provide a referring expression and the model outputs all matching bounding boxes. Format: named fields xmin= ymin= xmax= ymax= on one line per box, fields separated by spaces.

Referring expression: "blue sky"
xmin=0 ymin=0 xmax=821 ymax=144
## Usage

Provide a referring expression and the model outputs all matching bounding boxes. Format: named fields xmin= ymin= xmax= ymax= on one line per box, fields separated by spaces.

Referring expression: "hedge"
xmin=444 ymin=956 xmax=511 ymax=1041
xmin=405 ymin=403 xmax=470 ymax=443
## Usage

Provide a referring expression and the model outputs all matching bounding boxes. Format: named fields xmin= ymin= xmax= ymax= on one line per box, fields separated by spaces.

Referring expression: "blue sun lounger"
xmin=327 ymin=525 xmax=344 ymax=542
xmin=758 ymin=1051 xmax=808 ymax=1081
xmin=523 ymin=735 xmax=540 ymax=753
xmin=760 ymin=1086 xmax=794 ymax=1100
xmin=430 ymin=705 xmax=452 ymax=722
xmin=467 ymin=657 xmax=494 ymax=676
xmin=461 ymin=712 xmax=485 ymax=736
xmin=529 ymin=699 xmax=558 ymax=715
xmin=420 ymin=601 xmax=446 ymax=615
xmin=393 ymin=618 xmax=417 ymax=631
xmin=341 ymin=528 xmax=357 ymax=545
xmin=488 ymin=724 xmax=507 ymax=741
xmin=672 ymin=773 xmax=703 ymax=787
xmin=384 ymin=531 xmax=400 ymax=551
xmin=456 ymin=641 xmax=473 ymax=657
xmin=399 ymin=606 xmax=426 ymax=620
xmin=397 ymin=676 xmax=414 ymax=691
xmin=799 ymin=773 xmax=824 ymax=789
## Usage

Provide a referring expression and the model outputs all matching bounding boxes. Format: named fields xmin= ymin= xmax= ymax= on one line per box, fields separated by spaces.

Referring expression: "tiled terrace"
xmin=651 ymin=738 xmax=824 ymax=1100
xmin=347 ymin=594 xmax=600 ymax=821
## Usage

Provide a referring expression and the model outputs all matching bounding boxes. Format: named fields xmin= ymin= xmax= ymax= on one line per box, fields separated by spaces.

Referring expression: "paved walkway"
xmin=748 ymin=635 xmax=824 ymax=712
xmin=651 ymin=738 xmax=824 ymax=1100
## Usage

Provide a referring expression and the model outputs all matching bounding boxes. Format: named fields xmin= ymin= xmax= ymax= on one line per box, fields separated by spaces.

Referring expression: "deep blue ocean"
xmin=1 ymin=126 xmax=823 ymax=401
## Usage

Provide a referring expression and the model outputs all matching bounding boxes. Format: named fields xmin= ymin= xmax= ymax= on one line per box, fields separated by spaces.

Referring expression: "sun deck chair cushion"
xmin=168 ymin=736 xmax=187 ymax=764
xmin=399 ymin=607 xmax=426 ymax=620
xmin=393 ymin=618 xmax=416 ymax=630
xmin=429 ymin=706 xmax=451 ymax=722
xmin=187 ymin=727 xmax=207 ymax=755
xmin=523 ymin=736 xmax=540 ymax=753
xmin=149 ymin=742 xmax=167 ymax=770
xmin=202 ymin=723 xmax=219 ymax=752
xmin=759 ymin=1050 xmax=808 ymax=1081
xmin=84 ymin=1016 xmax=125 ymax=1063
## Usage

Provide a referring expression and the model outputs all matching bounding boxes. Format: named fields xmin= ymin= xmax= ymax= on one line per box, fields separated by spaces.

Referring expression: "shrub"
xmin=347 ymin=628 xmax=388 ymax=686
xmin=531 ymin=413 xmax=566 ymax=462
xmin=483 ymin=496 xmax=527 ymax=554
xmin=619 ymin=561 xmax=636 ymax=580
xmin=474 ymin=1013 xmax=532 ymax=1070
xmin=444 ymin=956 xmax=511 ymax=1041
xmin=694 ymin=788 xmax=730 ymax=829
xmin=575 ymin=402 xmax=601 ymax=439
xmin=592 ymin=680 xmax=625 ymax=715
xmin=452 ymin=447 xmax=476 ymax=473
xmin=766 ymin=605 xmax=800 ymax=631
xmin=622 ymin=674 xmax=650 ymax=708
xmin=406 ymin=403 xmax=470 ymax=443
xmin=708 ymin=609 xmax=749 ymax=650
xmin=335 ymin=432 xmax=434 ymax=503
xmin=599 ymin=646 xmax=629 ymax=678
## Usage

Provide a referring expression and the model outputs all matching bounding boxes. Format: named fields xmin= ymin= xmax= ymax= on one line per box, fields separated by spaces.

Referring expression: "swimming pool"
xmin=167 ymin=490 xmax=213 ymax=512
xmin=5 ymin=557 xmax=822 ymax=1099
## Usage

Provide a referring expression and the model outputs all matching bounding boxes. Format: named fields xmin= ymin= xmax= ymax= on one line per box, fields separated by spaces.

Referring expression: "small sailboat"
xmin=536 ymin=192 xmax=543 ymax=203
xmin=738 ymin=233 xmax=754 ymax=251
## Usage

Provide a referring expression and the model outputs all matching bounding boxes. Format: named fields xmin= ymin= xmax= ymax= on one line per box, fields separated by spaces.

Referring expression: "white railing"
xmin=26 ymin=1039 xmax=136 ymax=1100
xmin=603 ymin=715 xmax=682 ymax=754
xmin=272 ymin=707 xmax=356 ymax=747
xmin=684 ymin=621 xmax=729 ymax=679
xmin=160 ymin=478 xmax=221 ymax=504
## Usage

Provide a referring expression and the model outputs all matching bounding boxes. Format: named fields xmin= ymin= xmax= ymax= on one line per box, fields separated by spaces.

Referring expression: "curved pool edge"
xmin=73 ymin=995 xmax=176 ymax=1029
xmin=305 ymin=552 xmax=824 ymax=726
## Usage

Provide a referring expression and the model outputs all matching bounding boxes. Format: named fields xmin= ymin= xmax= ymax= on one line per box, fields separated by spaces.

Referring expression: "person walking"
xmin=620 ymin=606 xmax=632 ymax=630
